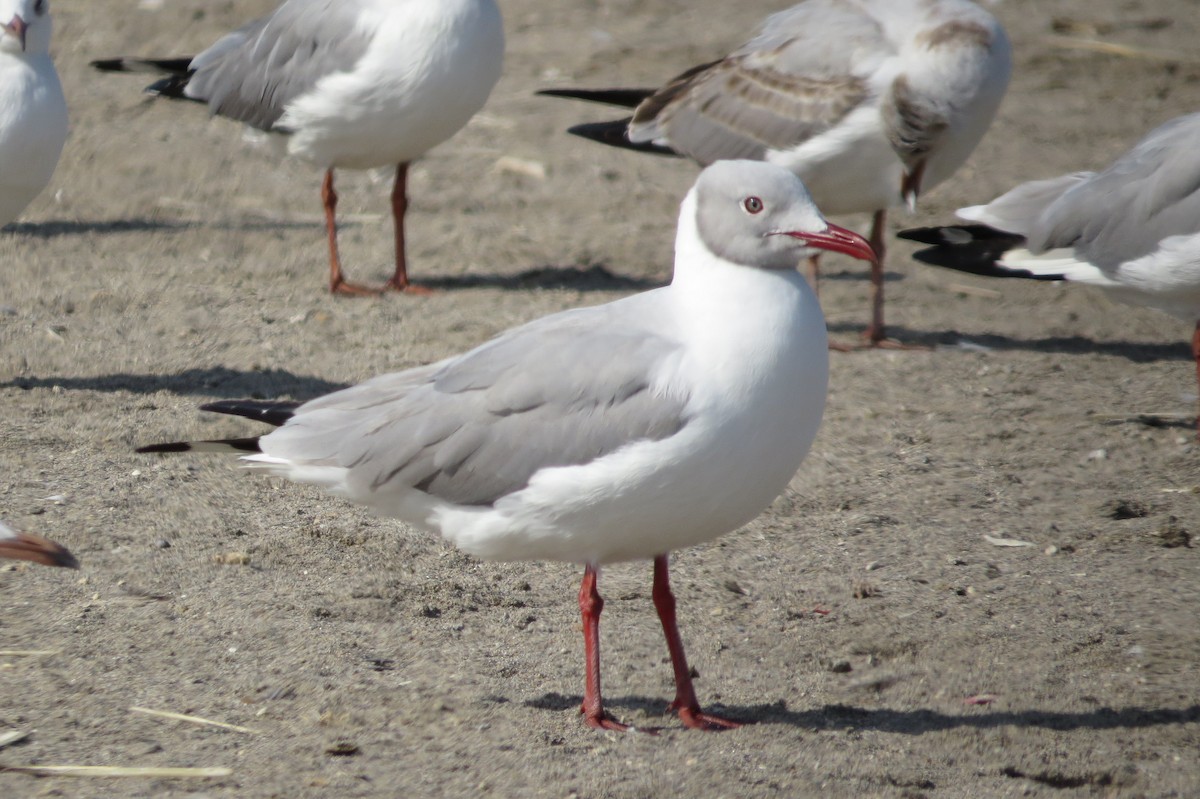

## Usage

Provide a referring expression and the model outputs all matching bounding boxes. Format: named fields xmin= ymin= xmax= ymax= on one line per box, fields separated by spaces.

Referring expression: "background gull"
xmin=540 ymin=0 xmax=1010 ymax=347
xmin=900 ymin=112 xmax=1200 ymax=433
xmin=0 ymin=520 xmax=77 ymax=568
xmin=136 ymin=160 xmax=877 ymax=732
xmin=0 ymin=0 xmax=67 ymax=229
xmin=91 ymin=0 xmax=504 ymax=295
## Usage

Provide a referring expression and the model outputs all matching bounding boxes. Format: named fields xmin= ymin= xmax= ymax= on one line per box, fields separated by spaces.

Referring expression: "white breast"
xmin=0 ymin=51 xmax=67 ymax=226
xmin=437 ymin=248 xmax=829 ymax=565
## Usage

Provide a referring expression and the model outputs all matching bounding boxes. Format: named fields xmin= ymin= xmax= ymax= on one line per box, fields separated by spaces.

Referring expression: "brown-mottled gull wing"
xmin=628 ymin=1 xmax=885 ymax=164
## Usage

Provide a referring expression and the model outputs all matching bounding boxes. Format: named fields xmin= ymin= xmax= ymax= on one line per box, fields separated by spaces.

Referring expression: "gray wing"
xmin=185 ymin=0 xmax=373 ymax=131
xmin=628 ymin=1 xmax=882 ymax=164
xmin=262 ymin=302 xmax=690 ymax=507
xmin=1028 ymin=113 xmax=1200 ymax=266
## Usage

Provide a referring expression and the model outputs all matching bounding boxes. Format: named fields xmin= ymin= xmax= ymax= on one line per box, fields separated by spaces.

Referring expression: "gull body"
xmin=0 ymin=0 xmax=67 ymax=227
xmin=541 ymin=0 xmax=1010 ymax=344
xmin=900 ymin=113 xmax=1200 ymax=431
xmin=140 ymin=161 xmax=877 ymax=731
xmin=92 ymin=0 xmax=504 ymax=293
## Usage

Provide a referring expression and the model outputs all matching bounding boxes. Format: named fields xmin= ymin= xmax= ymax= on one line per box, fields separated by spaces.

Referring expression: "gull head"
xmin=0 ymin=0 xmax=51 ymax=55
xmin=694 ymin=160 xmax=878 ymax=271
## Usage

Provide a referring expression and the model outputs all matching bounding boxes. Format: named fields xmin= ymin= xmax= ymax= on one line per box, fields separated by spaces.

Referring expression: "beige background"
xmin=1 ymin=1 xmax=1198 ymax=796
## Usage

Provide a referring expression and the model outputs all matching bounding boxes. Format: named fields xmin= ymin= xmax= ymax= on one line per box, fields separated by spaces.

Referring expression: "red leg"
xmin=857 ymin=210 xmax=928 ymax=350
xmin=323 ymin=169 xmax=379 ymax=296
xmin=863 ymin=209 xmax=888 ymax=345
xmin=383 ymin=163 xmax=432 ymax=295
xmin=1192 ymin=321 xmax=1200 ymax=439
xmin=579 ymin=564 xmax=630 ymax=732
xmin=652 ymin=555 xmax=744 ymax=730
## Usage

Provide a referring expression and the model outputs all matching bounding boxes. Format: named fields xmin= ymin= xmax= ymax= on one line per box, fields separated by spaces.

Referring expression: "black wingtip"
xmin=565 ymin=120 xmax=680 ymax=157
xmin=537 ymin=87 xmax=655 ymax=109
xmin=897 ymin=224 xmax=1017 ymax=246
xmin=136 ymin=441 xmax=194 ymax=454
xmin=897 ymin=225 xmax=1068 ymax=281
xmin=145 ymin=74 xmax=195 ymax=100
xmin=46 ymin=546 xmax=80 ymax=570
xmin=90 ymin=58 xmax=128 ymax=72
xmin=90 ymin=56 xmax=195 ymax=75
xmin=200 ymin=399 xmax=299 ymax=428
xmin=136 ymin=436 xmax=263 ymax=454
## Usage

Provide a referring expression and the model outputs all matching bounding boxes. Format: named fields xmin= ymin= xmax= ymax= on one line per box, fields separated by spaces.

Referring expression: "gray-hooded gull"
xmin=540 ymin=0 xmax=1010 ymax=347
xmin=0 ymin=0 xmax=67 ymax=228
xmin=92 ymin=0 xmax=504 ymax=295
xmin=0 ymin=520 xmax=77 ymax=568
xmin=900 ymin=112 xmax=1200 ymax=434
xmin=136 ymin=160 xmax=877 ymax=731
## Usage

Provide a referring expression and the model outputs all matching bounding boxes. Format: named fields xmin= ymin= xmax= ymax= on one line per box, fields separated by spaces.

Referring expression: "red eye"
xmin=742 ymin=196 xmax=764 ymax=214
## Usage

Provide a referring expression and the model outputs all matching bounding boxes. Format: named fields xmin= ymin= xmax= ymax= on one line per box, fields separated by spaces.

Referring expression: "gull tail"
xmin=136 ymin=400 xmax=300 ymax=455
xmin=898 ymin=225 xmax=1065 ymax=281
xmin=0 ymin=525 xmax=79 ymax=569
xmin=90 ymin=57 xmax=197 ymax=101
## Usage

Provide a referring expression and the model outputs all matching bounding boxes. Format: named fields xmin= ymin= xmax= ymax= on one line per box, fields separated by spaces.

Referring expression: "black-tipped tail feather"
xmin=899 ymin=225 xmax=1065 ymax=282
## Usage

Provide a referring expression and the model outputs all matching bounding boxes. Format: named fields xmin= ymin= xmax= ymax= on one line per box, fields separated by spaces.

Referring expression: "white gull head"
xmin=0 ymin=0 xmax=52 ymax=56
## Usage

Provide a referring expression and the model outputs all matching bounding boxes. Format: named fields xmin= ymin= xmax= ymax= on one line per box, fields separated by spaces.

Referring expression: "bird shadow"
xmin=417 ymin=264 xmax=661 ymax=293
xmin=825 ymin=324 xmax=1193 ymax=364
xmin=3 ymin=219 xmax=194 ymax=238
xmin=528 ymin=693 xmax=1200 ymax=735
xmin=0 ymin=367 xmax=349 ymax=399
xmin=3 ymin=216 xmax=347 ymax=238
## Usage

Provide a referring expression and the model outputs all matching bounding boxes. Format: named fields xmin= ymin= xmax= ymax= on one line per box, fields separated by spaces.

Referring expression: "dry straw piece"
xmin=130 ymin=706 xmax=258 ymax=734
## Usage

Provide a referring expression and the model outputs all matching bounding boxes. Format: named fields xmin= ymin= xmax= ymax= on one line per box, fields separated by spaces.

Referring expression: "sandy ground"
xmin=2 ymin=0 xmax=1199 ymax=796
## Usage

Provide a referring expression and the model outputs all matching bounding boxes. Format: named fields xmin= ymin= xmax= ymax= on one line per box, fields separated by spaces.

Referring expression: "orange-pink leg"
xmin=863 ymin=209 xmax=888 ymax=345
xmin=383 ymin=163 xmax=432 ymax=295
xmin=579 ymin=564 xmax=630 ymax=731
xmin=652 ymin=555 xmax=744 ymax=730
xmin=322 ymin=169 xmax=380 ymax=296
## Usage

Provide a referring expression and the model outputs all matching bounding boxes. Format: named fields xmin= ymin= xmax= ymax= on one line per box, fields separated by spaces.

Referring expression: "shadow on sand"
xmin=528 ymin=693 xmax=1200 ymax=735
xmin=1 ymin=367 xmax=350 ymax=399
xmin=825 ymin=323 xmax=1191 ymax=365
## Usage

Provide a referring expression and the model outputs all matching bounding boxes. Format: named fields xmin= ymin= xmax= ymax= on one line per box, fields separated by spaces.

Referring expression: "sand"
xmin=1 ymin=0 xmax=1198 ymax=796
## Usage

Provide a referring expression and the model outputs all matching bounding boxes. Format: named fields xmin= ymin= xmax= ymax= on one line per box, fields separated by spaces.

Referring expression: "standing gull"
xmin=900 ymin=113 xmax=1200 ymax=434
xmin=0 ymin=0 xmax=67 ymax=228
xmin=0 ymin=521 xmax=78 ymax=568
xmin=137 ymin=161 xmax=877 ymax=731
xmin=540 ymin=0 xmax=1010 ymax=346
xmin=92 ymin=0 xmax=504 ymax=295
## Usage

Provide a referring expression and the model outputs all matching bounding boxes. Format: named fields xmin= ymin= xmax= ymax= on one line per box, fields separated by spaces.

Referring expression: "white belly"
xmin=280 ymin=0 xmax=504 ymax=170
